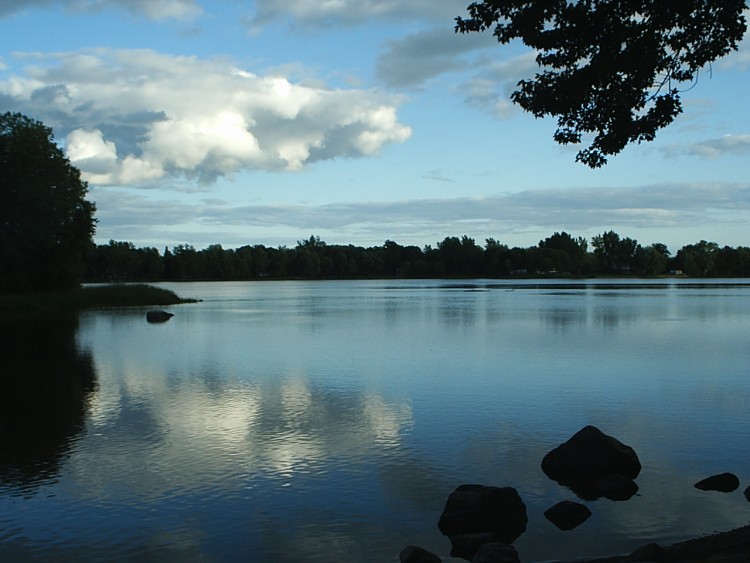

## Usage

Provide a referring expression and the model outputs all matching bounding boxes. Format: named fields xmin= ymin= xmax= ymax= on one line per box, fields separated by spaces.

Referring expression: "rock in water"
xmin=541 ymin=425 xmax=641 ymax=492
xmin=544 ymin=500 xmax=592 ymax=531
xmin=694 ymin=473 xmax=740 ymax=493
xmin=146 ymin=310 xmax=174 ymax=323
xmin=438 ymin=484 xmax=527 ymax=560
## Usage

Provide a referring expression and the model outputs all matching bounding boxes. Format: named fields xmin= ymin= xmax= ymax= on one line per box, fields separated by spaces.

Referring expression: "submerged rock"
xmin=745 ymin=485 xmax=750 ymax=502
xmin=595 ymin=473 xmax=639 ymax=501
xmin=544 ymin=500 xmax=591 ymax=531
xmin=541 ymin=425 xmax=641 ymax=499
xmin=146 ymin=310 xmax=174 ymax=323
xmin=694 ymin=472 xmax=740 ymax=493
xmin=438 ymin=484 xmax=527 ymax=560
xmin=400 ymin=545 xmax=441 ymax=563
xmin=449 ymin=534 xmax=505 ymax=561
xmin=471 ymin=542 xmax=520 ymax=563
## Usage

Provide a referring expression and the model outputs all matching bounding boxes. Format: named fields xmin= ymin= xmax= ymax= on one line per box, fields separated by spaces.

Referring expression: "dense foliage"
xmin=0 ymin=112 xmax=96 ymax=291
xmin=456 ymin=1 xmax=748 ymax=167
xmin=84 ymin=232 xmax=750 ymax=282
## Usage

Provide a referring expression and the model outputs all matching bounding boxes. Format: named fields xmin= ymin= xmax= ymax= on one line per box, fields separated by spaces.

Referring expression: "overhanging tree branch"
xmin=456 ymin=0 xmax=748 ymax=167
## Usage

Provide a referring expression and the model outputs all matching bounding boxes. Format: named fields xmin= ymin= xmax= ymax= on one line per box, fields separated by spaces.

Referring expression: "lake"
xmin=1 ymin=279 xmax=749 ymax=562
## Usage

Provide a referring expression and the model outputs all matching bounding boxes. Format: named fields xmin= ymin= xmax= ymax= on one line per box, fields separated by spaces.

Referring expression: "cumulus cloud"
xmin=1 ymin=49 xmax=411 ymax=186
xmin=0 ymin=0 xmax=201 ymax=20
xmin=250 ymin=0 xmax=466 ymax=26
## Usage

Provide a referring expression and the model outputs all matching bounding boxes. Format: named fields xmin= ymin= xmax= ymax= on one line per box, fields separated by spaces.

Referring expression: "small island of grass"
xmin=0 ymin=284 xmax=198 ymax=314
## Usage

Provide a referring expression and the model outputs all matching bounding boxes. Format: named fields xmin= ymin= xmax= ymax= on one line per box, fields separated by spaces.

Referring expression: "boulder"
xmin=694 ymin=472 xmax=740 ymax=493
xmin=471 ymin=543 xmax=520 ymax=563
xmin=544 ymin=500 xmax=591 ymax=531
xmin=595 ymin=473 xmax=639 ymax=501
xmin=400 ymin=545 xmax=441 ymax=563
xmin=745 ymin=485 xmax=750 ymax=502
xmin=624 ymin=542 xmax=666 ymax=562
xmin=438 ymin=485 xmax=527 ymax=559
xmin=541 ymin=426 xmax=641 ymax=497
xmin=146 ymin=310 xmax=174 ymax=323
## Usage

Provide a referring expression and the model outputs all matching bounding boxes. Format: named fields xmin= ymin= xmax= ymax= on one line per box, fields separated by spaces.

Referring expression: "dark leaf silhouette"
xmin=456 ymin=1 xmax=747 ymax=167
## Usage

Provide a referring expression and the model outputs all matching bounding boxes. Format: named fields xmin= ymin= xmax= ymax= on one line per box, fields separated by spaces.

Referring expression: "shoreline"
xmin=561 ymin=524 xmax=750 ymax=562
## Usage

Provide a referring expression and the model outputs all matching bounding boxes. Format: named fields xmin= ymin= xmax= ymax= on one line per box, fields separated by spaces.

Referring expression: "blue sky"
xmin=1 ymin=0 xmax=749 ymax=252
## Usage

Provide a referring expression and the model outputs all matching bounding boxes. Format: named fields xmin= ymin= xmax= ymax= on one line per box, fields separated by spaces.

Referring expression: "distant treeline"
xmin=84 ymin=231 xmax=750 ymax=283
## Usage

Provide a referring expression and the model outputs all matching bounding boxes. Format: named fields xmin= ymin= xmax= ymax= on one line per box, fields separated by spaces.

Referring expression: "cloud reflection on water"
xmin=73 ymin=355 xmax=414 ymax=499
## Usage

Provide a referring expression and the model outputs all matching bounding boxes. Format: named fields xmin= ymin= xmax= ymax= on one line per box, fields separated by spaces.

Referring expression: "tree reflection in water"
xmin=0 ymin=313 xmax=97 ymax=494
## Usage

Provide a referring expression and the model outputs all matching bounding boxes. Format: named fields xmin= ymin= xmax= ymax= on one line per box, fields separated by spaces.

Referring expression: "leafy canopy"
xmin=456 ymin=1 xmax=748 ymax=167
xmin=0 ymin=113 xmax=97 ymax=291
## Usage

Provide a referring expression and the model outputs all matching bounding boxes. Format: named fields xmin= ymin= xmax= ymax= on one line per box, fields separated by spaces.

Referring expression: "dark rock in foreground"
xmin=400 ymin=545 xmax=441 ymax=563
xmin=541 ymin=426 xmax=641 ymax=499
xmin=146 ymin=310 xmax=174 ymax=323
xmin=694 ymin=472 xmax=740 ymax=492
xmin=542 ymin=426 xmax=641 ymax=481
xmin=438 ymin=484 xmax=527 ymax=560
xmin=471 ymin=542 xmax=520 ymax=563
xmin=544 ymin=500 xmax=592 ymax=531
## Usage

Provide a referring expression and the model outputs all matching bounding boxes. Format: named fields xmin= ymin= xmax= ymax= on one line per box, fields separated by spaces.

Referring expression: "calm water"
xmin=1 ymin=279 xmax=749 ymax=562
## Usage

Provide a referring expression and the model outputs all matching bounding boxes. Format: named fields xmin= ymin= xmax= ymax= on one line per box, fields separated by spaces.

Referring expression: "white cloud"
xmin=65 ymin=128 xmax=119 ymax=179
xmin=250 ymin=0 xmax=465 ymax=26
xmin=0 ymin=0 xmax=201 ymax=20
xmin=1 ymin=49 xmax=411 ymax=186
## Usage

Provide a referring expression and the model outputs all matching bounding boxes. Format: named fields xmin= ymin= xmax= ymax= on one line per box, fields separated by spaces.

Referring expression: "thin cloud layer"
xmin=685 ymin=134 xmax=750 ymax=158
xmin=1 ymin=49 xmax=411 ymax=186
xmin=92 ymin=182 xmax=750 ymax=248
xmin=376 ymin=27 xmax=494 ymax=89
xmin=0 ymin=0 xmax=201 ymax=20
xmin=250 ymin=0 xmax=465 ymax=26
xmin=374 ymin=24 xmax=538 ymax=118
xmin=459 ymin=52 xmax=538 ymax=117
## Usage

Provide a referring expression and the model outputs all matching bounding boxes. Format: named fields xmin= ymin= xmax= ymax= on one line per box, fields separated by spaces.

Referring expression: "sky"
xmin=1 ymin=0 xmax=749 ymax=253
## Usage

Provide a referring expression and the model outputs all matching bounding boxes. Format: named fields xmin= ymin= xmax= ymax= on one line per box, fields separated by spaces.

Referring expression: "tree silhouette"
xmin=456 ymin=1 xmax=747 ymax=167
xmin=1 ymin=113 xmax=96 ymax=291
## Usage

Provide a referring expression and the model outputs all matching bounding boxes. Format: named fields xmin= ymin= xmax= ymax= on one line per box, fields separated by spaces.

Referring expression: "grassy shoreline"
xmin=0 ymin=284 xmax=198 ymax=313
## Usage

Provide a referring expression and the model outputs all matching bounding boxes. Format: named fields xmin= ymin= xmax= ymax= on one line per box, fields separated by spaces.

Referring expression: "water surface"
xmin=1 ymin=279 xmax=749 ymax=561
